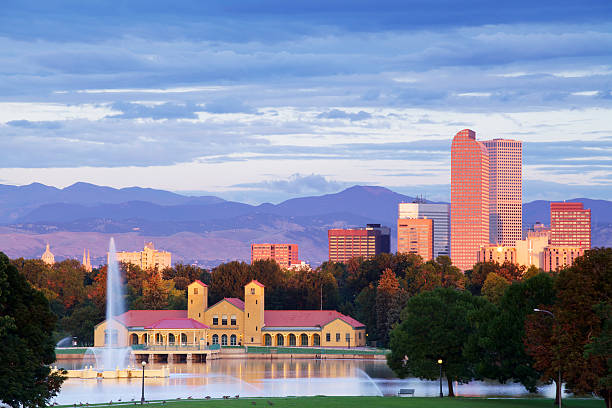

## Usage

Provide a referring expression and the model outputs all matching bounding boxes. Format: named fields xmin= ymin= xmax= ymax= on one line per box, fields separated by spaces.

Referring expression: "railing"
xmin=245 ymin=346 xmax=389 ymax=355
xmin=130 ymin=344 xmax=220 ymax=351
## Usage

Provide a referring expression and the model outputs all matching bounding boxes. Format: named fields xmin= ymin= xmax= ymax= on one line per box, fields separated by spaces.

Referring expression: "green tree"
xmin=481 ymin=272 xmax=510 ymax=304
xmin=467 ymin=273 xmax=556 ymax=393
xmin=584 ymin=302 xmax=612 ymax=408
xmin=387 ymin=288 xmax=488 ymax=396
xmin=0 ymin=252 xmax=65 ymax=407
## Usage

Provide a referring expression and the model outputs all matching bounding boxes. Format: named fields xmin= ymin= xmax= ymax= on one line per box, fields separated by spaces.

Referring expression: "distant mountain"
xmin=0 ymin=182 xmax=224 ymax=223
xmin=0 ymin=182 xmax=610 ymax=265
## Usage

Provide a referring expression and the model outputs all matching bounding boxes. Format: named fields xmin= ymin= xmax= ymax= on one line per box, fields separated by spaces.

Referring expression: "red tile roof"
xmin=146 ymin=318 xmax=209 ymax=330
xmin=264 ymin=310 xmax=365 ymax=329
xmin=249 ymin=279 xmax=265 ymax=287
xmin=114 ymin=310 xmax=187 ymax=327
xmin=192 ymin=280 xmax=208 ymax=287
xmin=225 ymin=298 xmax=245 ymax=310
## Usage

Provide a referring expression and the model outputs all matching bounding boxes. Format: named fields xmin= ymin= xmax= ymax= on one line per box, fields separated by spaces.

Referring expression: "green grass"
xmin=59 ymin=396 xmax=603 ymax=408
xmin=55 ymin=348 xmax=88 ymax=355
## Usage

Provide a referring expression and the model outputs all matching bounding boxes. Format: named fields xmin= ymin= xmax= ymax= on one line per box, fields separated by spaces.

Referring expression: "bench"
xmin=398 ymin=388 xmax=415 ymax=397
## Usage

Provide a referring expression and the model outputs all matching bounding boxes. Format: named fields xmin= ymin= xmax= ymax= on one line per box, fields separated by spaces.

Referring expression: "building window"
xmin=289 ymin=334 xmax=296 ymax=346
xmin=264 ymin=334 xmax=272 ymax=346
xmin=212 ymin=334 xmax=218 ymax=344
xmin=313 ymin=334 xmax=320 ymax=346
xmin=346 ymin=333 xmax=350 ymax=342
xmin=230 ymin=334 xmax=237 ymax=345
xmin=231 ymin=315 xmax=237 ymax=325
xmin=276 ymin=334 xmax=284 ymax=346
xmin=221 ymin=334 xmax=228 ymax=346
xmin=301 ymin=334 xmax=308 ymax=346
xmin=251 ymin=288 xmax=255 ymax=294
xmin=326 ymin=333 xmax=331 ymax=342
xmin=168 ymin=333 xmax=175 ymax=345
xmin=222 ymin=315 xmax=228 ymax=325
xmin=256 ymin=300 xmax=258 ymax=304
xmin=194 ymin=288 xmax=198 ymax=295
xmin=190 ymin=299 xmax=193 ymax=304
xmin=213 ymin=315 xmax=218 ymax=325
xmin=359 ymin=332 xmax=362 ymax=339
xmin=336 ymin=333 xmax=340 ymax=342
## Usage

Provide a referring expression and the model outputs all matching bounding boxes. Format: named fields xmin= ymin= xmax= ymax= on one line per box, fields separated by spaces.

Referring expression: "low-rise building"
xmin=113 ymin=242 xmax=171 ymax=270
xmin=543 ymin=246 xmax=585 ymax=272
xmin=477 ymin=245 xmax=517 ymax=265
xmin=41 ymin=243 xmax=55 ymax=265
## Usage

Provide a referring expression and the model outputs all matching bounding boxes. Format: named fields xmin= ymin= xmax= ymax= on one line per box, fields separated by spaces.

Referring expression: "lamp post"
xmin=140 ymin=360 xmax=146 ymax=404
xmin=437 ymin=359 xmax=443 ymax=397
xmin=534 ymin=308 xmax=561 ymax=408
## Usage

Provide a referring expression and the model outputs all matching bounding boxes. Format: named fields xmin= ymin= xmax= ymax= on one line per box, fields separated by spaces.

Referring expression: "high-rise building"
xmin=451 ymin=129 xmax=490 ymax=271
xmin=482 ymin=139 xmax=522 ymax=246
xmin=550 ymin=202 xmax=591 ymax=249
xmin=397 ymin=218 xmax=433 ymax=261
xmin=398 ymin=202 xmax=450 ymax=258
xmin=114 ymin=242 xmax=171 ymax=270
xmin=251 ymin=243 xmax=300 ymax=268
xmin=328 ymin=224 xmax=390 ymax=263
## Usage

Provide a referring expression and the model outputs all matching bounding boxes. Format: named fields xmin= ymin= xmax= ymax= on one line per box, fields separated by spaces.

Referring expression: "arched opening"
xmin=142 ymin=333 xmax=148 ymax=344
xmin=221 ymin=334 xmax=228 ymax=346
xmin=181 ymin=333 xmax=188 ymax=345
xmin=276 ymin=334 xmax=284 ymax=346
xmin=300 ymin=334 xmax=308 ymax=346
xmin=168 ymin=333 xmax=175 ymax=345
xmin=264 ymin=334 xmax=272 ymax=346
xmin=313 ymin=334 xmax=320 ymax=346
xmin=156 ymin=333 xmax=162 ymax=344
xmin=288 ymin=334 xmax=296 ymax=346
xmin=131 ymin=333 xmax=139 ymax=345
xmin=212 ymin=334 xmax=219 ymax=344
xmin=230 ymin=334 xmax=237 ymax=345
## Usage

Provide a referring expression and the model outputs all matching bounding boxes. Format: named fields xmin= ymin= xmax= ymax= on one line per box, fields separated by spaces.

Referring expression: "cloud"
xmin=317 ymin=109 xmax=372 ymax=121
xmin=202 ymin=98 xmax=257 ymax=114
xmin=108 ymin=102 xmax=200 ymax=120
xmin=6 ymin=120 xmax=62 ymax=129
xmin=233 ymin=173 xmax=349 ymax=195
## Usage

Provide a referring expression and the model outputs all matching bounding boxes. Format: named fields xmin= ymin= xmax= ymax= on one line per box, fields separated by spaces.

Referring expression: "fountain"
xmin=54 ymin=238 xmax=168 ymax=379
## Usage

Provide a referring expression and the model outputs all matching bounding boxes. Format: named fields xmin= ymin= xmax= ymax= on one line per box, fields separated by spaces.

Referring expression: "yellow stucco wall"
xmin=204 ymin=300 xmax=245 ymax=345
xmin=188 ymin=281 xmax=208 ymax=323
xmin=93 ymin=320 xmax=129 ymax=348
xmin=244 ymin=281 xmax=264 ymax=345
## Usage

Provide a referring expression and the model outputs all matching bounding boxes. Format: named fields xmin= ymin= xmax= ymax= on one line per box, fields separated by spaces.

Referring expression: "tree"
xmin=467 ymin=273 xmax=556 ymax=393
xmin=0 ymin=252 xmax=65 ymax=407
xmin=481 ymin=272 xmax=509 ymax=304
xmin=584 ymin=302 xmax=612 ymax=408
xmin=375 ymin=269 xmax=407 ymax=347
xmin=387 ymin=288 xmax=488 ymax=396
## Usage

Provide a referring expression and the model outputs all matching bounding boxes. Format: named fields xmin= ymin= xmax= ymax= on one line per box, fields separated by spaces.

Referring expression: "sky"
xmin=1 ymin=0 xmax=611 ymax=204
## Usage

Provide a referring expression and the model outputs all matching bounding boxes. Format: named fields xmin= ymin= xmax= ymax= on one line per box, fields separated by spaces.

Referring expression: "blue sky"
xmin=1 ymin=0 xmax=611 ymax=203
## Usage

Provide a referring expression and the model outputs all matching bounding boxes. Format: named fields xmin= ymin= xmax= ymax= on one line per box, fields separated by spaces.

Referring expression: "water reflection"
xmin=54 ymin=358 xmax=558 ymax=404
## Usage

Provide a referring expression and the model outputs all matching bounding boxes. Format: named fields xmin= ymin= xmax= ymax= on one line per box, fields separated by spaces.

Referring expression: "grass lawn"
xmin=60 ymin=396 xmax=603 ymax=408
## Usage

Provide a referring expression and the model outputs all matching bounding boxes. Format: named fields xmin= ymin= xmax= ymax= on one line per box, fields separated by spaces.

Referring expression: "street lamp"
xmin=437 ymin=359 xmax=443 ymax=397
xmin=533 ymin=308 xmax=561 ymax=408
xmin=140 ymin=360 xmax=147 ymax=404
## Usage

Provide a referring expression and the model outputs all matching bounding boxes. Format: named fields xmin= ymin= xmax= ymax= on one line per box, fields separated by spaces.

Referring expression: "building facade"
xmin=41 ymin=243 xmax=55 ymax=265
xmin=543 ymin=246 xmax=585 ymax=272
xmin=251 ymin=243 xmax=300 ymax=268
xmin=482 ymin=139 xmax=523 ymax=246
xmin=477 ymin=245 xmax=517 ymax=265
xmin=451 ymin=129 xmax=490 ymax=270
xmin=397 ymin=218 xmax=433 ymax=261
xmin=328 ymin=224 xmax=390 ymax=263
xmin=550 ymin=202 xmax=591 ymax=249
xmin=82 ymin=249 xmax=92 ymax=272
xmin=94 ymin=280 xmax=366 ymax=349
xmin=398 ymin=202 xmax=450 ymax=258
xmin=113 ymin=242 xmax=172 ymax=270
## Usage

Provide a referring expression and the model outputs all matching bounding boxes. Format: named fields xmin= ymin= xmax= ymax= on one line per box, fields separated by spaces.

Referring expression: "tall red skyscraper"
xmin=482 ymin=139 xmax=523 ymax=246
xmin=451 ymin=129 xmax=490 ymax=271
xmin=550 ymin=202 xmax=591 ymax=249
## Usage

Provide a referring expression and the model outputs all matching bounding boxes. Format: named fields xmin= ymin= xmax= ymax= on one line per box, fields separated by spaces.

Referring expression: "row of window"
xmin=211 ymin=334 xmax=238 ymax=346
xmin=212 ymin=315 xmax=237 ymax=326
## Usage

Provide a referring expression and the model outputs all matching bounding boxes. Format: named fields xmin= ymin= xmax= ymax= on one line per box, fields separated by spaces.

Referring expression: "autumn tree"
xmin=376 ymin=269 xmax=407 ymax=346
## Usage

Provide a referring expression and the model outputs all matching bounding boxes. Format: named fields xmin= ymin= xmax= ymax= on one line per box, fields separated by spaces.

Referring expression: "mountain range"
xmin=0 ymin=182 xmax=610 ymax=267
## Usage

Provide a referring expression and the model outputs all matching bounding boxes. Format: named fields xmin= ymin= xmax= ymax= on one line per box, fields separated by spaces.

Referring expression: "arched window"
xmin=142 ymin=333 xmax=148 ymax=344
xmin=181 ymin=333 xmax=188 ymax=344
xmin=230 ymin=334 xmax=237 ymax=345
xmin=288 ymin=334 xmax=296 ymax=346
xmin=131 ymin=333 xmax=139 ymax=345
xmin=221 ymin=334 xmax=228 ymax=346
xmin=300 ymin=334 xmax=308 ymax=346
xmin=264 ymin=334 xmax=272 ymax=346
xmin=313 ymin=334 xmax=320 ymax=346
xmin=168 ymin=333 xmax=175 ymax=344
xmin=276 ymin=334 xmax=284 ymax=346
xmin=156 ymin=333 xmax=162 ymax=344
xmin=212 ymin=334 xmax=219 ymax=344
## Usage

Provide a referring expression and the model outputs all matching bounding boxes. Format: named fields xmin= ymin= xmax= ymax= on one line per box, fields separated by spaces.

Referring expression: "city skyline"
xmin=1 ymin=1 xmax=611 ymax=204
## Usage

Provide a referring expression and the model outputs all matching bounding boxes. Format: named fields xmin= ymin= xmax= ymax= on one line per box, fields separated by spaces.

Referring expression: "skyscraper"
xmin=482 ymin=139 xmax=523 ymax=246
xmin=550 ymin=202 xmax=591 ymax=249
xmin=328 ymin=224 xmax=390 ymax=263
xmin=251 ymin=243 xmax=300 ymax=268
xmin=397 ymin=218 xmax=433 ymax=261
xmin=398 ymin=202 xmax=450 ymax=258
xmin=451 ymin=129 xmax=490 ymax=271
